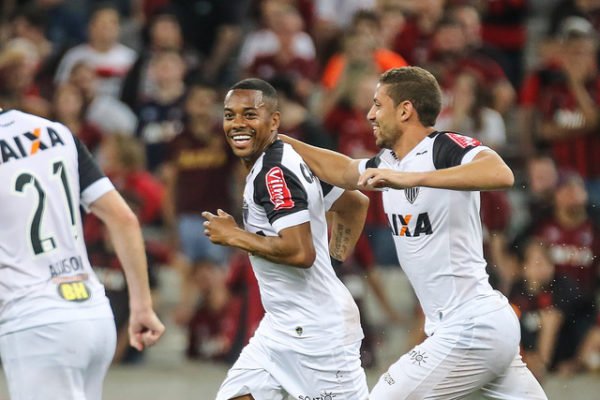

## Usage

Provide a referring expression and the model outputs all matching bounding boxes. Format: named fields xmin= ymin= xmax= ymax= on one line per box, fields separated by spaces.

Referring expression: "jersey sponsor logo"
xmin=387 ymin=213 xmax=433 ymax=237
xmin=409 ymin=349 xmax=428 ymax=366
xmin=0 ymin=126 xmax=65 ymax=164
xmin=404 ymin=187 xmax=419 ymax=204
xmin=58 ymin=280 xmax=91 ymax=302
xmin=265 ymin=166 xmax=294 ymax=210
xmin=445 ymin=132 xmax=480 ymax=148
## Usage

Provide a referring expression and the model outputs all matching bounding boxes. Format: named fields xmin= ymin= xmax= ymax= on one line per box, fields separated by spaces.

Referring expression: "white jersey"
xmin=0 ymin=110 xmax=114 ymax=335
xmin=243 ymin=139 xmax=363 ymax=351
xmin=359 ymin=131 xmax=507 ymax=335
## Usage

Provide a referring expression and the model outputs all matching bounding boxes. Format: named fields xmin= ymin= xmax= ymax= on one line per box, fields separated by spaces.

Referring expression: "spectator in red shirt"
xmin=519 ymin=26 xmax=600 ymax=206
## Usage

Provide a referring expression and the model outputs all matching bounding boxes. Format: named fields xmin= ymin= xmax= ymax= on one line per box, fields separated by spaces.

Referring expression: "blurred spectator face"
xmin=527 ymin=156 xmax=558 ymax=196
xmin=451 ymin=6 xmax=482 ymax=45
xmin=561 ymin=36 xmax=598 ymax=79
xmin=185 ymin=86 xmax=218 ymax=122
xmin=53 ymin=84 xmax=84 ymax=119
xmin=345 ymin=32 xmax=377 ymax=65
xmin=555 ymin=173 xmax=588 ymax=213
xmin=452 ymin=73 xmax=477 ymax=107
xmin=353 ymin=74 xmax=380 ymax=112
xmin=193 ymin=263 xmax=226 ymax=294
xmin=271 ymin=4 xmax=304 ymax=39
xmin=522 ymin=241 xmax=555 ymax=287
xmin=416 ymin=0 xmax=446 ymax=18
xmin=433 ymin=23 xmax=467 ymax=56
xmin=149 ymin=51 xmax=186 ymax=88
xmin=88 ymin=8 xmax=120 ymax=49
xmin=380 ymin=6 xmax=405 ymax=48
xmin=150 ymin=15 xmax=183 ymax=50
xmin=0 ymin=42 xmax=38 ymax=93
xmin=69 ymin=62 xmax=97 ymax=99
xmin=99 ymin=135 xmax=145 ymax=175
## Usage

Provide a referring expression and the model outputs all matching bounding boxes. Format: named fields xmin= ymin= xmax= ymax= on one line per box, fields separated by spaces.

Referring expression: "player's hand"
xmin=202 ymin=209 xmax=238 ymax=245
xmin=358 ymin=168 xmax=422 ymax=190
xmin=129 ymin=309 xmax=165 ymax=351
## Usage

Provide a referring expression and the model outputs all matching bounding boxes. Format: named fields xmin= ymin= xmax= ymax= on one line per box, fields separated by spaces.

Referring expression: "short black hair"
xmin=380 ymin=66 xmax=442 ymax=127
xmin=229 ymin=78 xmax=279 ymax=111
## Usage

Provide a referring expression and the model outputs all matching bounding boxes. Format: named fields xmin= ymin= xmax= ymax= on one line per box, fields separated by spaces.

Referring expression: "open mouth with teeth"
xmin=229 ymin=133 xmax=254 ymax=150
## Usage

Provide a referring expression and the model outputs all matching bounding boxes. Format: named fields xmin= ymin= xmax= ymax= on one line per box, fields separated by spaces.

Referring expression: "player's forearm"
xmin=106 ymin=215 xmax=154 ymax=311
xmin=279 ymin=134 xmax=360 ymax=189
xmin=329 ymin=192 xmax=369 ymax=261
xmin=227 ymin=228 xmax=316 ymax=268
xmin=414 ymin=151 xmax=514 ymax=191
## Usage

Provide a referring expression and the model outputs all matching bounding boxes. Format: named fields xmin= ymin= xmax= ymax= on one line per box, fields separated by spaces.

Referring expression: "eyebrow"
xmin=223 ymin=107 xmax=259 ymax=112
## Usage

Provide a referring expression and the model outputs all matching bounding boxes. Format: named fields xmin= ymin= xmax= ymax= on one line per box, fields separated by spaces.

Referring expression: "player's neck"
xmin=392 ymin=126 xmax=436 ymax=160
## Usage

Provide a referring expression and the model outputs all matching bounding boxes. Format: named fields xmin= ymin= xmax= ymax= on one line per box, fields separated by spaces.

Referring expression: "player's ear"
xmin=397 ymin=100 xmax=412 ymax=122
xmin=271 ymin=110 xmax=281 ymax=132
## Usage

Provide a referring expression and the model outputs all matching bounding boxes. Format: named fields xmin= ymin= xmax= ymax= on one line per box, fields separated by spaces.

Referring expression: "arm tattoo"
xmin=330 ymin=223 xmax=352 ymax=260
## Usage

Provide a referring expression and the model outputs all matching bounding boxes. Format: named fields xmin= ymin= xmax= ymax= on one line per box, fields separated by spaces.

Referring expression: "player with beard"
xmin=280 ymin=66 xmax=547 ymax=399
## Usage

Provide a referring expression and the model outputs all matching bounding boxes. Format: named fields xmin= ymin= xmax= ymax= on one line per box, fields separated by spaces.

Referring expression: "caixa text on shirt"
xmin=0 ymin=126 xmax=65 ymax=164
xmin=387 ymin=212 xmax=433 ymax=237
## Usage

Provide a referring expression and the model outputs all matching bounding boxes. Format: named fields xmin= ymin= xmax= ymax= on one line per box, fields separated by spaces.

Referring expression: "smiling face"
xmin=367 ymin=83 xmax=401 ymax=149
xmin=223 ymin=89 xmax=280 ymax=165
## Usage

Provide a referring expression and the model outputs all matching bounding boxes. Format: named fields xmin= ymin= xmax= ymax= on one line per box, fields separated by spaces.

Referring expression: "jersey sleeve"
xmin=74 ymin=134 xmax=114 ymax=210
xmin=253 ymin=164 xmax=309 ymax=233
xmin=357 ymin=149 xmax=395 ymax=174
xmin=432 ymin=132 xmax=490 ymax=169
xmin=320 ymin=180 xmax=344 ymax=211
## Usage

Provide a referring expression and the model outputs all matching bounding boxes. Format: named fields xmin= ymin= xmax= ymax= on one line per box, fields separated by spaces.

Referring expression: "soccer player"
xmin=0 ymin=108 xmax=165 ymax=400
xmin=202 ymin=78 xmax=369 ymax=400
xmin=280 ymin=66 xmax=548 ymax=399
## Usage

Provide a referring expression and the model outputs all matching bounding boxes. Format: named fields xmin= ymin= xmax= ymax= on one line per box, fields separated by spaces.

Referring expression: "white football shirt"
xmin=0 ymin=109 xmax=114 ymax=335
xmin=359 ymin=131 xmax=508 ymax=335
xmin=243 ymin=140 xmax=363 ymax=351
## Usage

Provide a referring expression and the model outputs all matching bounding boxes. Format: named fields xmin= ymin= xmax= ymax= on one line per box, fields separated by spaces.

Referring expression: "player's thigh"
xmin=481 ymin=352 xmax=548 ymax=400
xmin=370 ymin=305 xmax=520 ymax=400
xmin=216 ymin=335 xmax=286 ymax=400
xmin=270 ymin=339 xmax=369 ymax=400
xmin=0 ymin=318 xmax=116 ymax=400
xmin=217 ymin=336 xmax=368 ymax=400
xmin=83 ymin=318 xmax=117 ymax=400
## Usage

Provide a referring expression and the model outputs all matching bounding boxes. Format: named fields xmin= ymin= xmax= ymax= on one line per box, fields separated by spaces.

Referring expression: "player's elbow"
xmin=496 ymin=166 xmax=515 ymax=189
xmin=291 ymin=246 xmax=316 ymax=269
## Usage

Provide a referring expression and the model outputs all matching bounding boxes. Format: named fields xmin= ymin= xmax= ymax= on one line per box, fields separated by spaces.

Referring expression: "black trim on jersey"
xmin=320 ymin=180 xmax=334 ymax=197
xmin=74 ymin=135 xmax=107 ymax=192
xmin=366 ymin=149 xmax=386 ymax=169
xmin=432 ymin=131 xmax=479 ymax=170
xmin=253 ymin=140 xmax=309 ymax=225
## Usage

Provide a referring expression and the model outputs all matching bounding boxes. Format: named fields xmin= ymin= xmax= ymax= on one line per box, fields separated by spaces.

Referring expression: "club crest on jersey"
xmin=0 ymin=126 xmax=65 ymax=164
xmin=404 ymin=187 xmax=419 ymax=204
xmin=445 ymin=132 xmax=480 ymax=148
xmin=266 ymin=166 xmax=294 ymax=210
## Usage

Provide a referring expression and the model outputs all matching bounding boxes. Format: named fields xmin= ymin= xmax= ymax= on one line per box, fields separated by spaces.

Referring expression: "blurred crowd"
xmin=1 ymin=0 xmax=599 ymax=383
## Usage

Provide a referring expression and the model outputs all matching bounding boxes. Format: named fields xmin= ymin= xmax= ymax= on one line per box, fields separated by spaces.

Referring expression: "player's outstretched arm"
xmin=202 ymin=209 xmax=316 ymax=268
xmin=89 ymin=190 xmax=165 ymax=350
xmin=358 ymin=149 xmax=514 ymax=191
xmin=279 ymin=134 xmax=362 ymax=190
xmin=328 ymin=190 xmax=369 ymax=262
